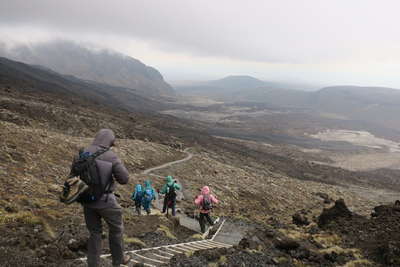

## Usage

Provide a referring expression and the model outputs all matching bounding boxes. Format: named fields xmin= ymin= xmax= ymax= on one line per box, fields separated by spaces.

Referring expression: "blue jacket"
xmin=143 ymin=180 xmax=156 ymax=201
xmin=132 ymin=184 xmax=143 ymax=202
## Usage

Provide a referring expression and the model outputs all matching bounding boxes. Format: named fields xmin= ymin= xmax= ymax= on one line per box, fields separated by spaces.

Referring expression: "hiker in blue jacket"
xmin=142 ymin=180 xmax=156 ymax=215
xmin=131 ymin=184 xmax=143 ymax=215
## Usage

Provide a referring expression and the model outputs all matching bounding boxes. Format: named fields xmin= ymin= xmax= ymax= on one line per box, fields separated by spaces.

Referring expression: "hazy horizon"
xmin=2 ymin=0 xmax=400 ymax=88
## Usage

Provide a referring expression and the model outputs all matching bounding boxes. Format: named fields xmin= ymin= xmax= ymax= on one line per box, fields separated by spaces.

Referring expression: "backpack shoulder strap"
xmin=92 ymin=147 xmax=111 ymax=201
xmin=91 ymin=147 xmax=110 ymax=159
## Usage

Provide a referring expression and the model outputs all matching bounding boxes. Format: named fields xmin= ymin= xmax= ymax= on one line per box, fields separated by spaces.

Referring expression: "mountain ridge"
xmin=0 ymin=40 xmax=175 ymax=99
xmin=174 ymin=75 xmax=320 ymax=95
xmin=176 ymin=77 xmax=400 ymax=131
xmin=0 ymin=56 xmax=170 ymax=112
xmin=207 ymin=75 xmax=266 ymax=89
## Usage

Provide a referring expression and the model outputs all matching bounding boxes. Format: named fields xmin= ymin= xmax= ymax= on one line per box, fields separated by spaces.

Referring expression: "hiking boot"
xmin=113 ymin=254 xmax=131 ymax=266
xmin=202 ymin=226 xmax=211 ymax=238
xmin=213 ymin=217 xmax=220 ymax=225
xmin=135 ymin=207 xmax=142 ymax=216
xmin=123 ymin=254 xmax=131 ymax=264
xmin=60 ymin=177 xmax=88 ymax=204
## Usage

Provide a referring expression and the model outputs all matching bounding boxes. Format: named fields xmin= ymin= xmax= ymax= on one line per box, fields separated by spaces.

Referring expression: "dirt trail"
xmin=141 ymin=148 xmax=201 ymax=232
xmin=142 ymin=148 xmax=193 ymax=175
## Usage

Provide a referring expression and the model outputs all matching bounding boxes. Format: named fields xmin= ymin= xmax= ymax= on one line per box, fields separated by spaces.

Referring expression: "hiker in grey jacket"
xmin=80 ymin=129 xmax=131 ymax=267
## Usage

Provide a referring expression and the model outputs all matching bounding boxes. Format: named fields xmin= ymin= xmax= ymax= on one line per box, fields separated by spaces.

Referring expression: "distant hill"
xmin=0 ymin=40 xmax=175 ymax=99
xmin=178 ymin=78 xmax=400 ymax=131
xmin=174 ymin=75 xmax=264 ymax=99
xmin=310 ymin=86 xmax=400 ymax=130
xmin=0 ymin=57 xmax=169 ymax=112
xmin=175 ymin=75 xmax=319 ymax=99
xmin=236 ymin=85 xmax=400 ymax=130
xmin=315 ymin=86 xmax=400 ymax=111
xmin=208 ymin=75 xmax=266 ymax=89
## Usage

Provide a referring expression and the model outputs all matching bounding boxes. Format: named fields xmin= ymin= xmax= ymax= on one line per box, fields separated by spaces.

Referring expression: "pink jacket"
xmin=194 ymin=186 xmax=219 ymax=213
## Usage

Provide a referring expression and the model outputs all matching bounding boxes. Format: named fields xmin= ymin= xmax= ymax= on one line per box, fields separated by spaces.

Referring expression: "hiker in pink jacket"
xmin=194 ymin=186 xmax=219 ymax=233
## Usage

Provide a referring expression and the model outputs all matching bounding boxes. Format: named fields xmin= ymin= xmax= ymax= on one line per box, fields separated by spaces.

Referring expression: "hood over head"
xmin=201 ymin=186 xmax=210 ymax=195
xmin=135 ymin=184 xmax=142 ymax=192
xmin=144 ymin=180 xmax=152 ymax=188
xmin=165 ymin=175 xmax=173 ymax=184
xmin=92 ymin=129 xmax=115 ymax=148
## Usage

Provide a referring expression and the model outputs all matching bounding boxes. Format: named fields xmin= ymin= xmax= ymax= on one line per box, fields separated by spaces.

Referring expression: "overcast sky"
xmin=1 ymin=0 xmax=400 ymax=87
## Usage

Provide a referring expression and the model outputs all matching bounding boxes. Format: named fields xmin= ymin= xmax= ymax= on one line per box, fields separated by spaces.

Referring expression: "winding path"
xmin=142 ymin=148 xmax=192 ymax=208
xmin=142 ymin=148 xmax=194 ymax=227
xmin=142 ymin=148 xmax=193 ymax=175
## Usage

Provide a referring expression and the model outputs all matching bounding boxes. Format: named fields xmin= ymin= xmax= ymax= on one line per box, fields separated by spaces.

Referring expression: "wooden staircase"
xmin=78 ymin=219 xmax=232 ymax=266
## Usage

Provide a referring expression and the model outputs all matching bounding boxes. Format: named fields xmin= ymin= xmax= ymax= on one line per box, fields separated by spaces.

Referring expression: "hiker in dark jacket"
xmin=78 ymin=129 xmax=131 ymax=267
xmin=160 ymin=175 xmax=181 ymax=216
xmin=195 ymin=186 xmax=219 ymax=233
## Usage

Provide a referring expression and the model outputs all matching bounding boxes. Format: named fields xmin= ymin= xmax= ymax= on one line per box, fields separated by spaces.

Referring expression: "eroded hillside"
xmin=0 ymin=41 xmax=175 ymax=99
xmin=1 ymin=63 xmax=400 ymax=266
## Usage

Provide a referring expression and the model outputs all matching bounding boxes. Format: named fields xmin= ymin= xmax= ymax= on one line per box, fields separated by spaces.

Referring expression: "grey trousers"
xmin=84 ymin=206 xmax=124 ymax=267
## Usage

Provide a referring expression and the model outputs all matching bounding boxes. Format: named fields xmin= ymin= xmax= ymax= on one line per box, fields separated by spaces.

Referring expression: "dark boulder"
xmin=274 ymin=237 xmax=300 ymax=251
xmin=238 ymin=237 xmax=260 ymax=250
xmin=372 ymin=205 xmax=393 ymax=217
xmin=371 ymin=201 xmax=400 ymax=217
xmin=292 ymin=212 xmax=310 ymax=226
xmin=379 ymin=241 xmax=400 ymax=266
xmin=318 ymin=199 xmax=352 ymax=227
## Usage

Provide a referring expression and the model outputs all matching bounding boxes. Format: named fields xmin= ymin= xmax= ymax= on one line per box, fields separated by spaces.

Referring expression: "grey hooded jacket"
xmin=82 ymin=129 xmax=129 ymax=209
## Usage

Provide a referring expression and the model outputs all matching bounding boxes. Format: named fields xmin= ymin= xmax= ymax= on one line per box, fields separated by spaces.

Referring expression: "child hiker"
xmin=142 ymin=180 xmax=156 ymax=215
xmin=160 ymin=176 xmax=181 ymax=216
xmin=131 ymin=184 xmax=143 ymax=215
xmin=194 ymin=186 xmax=219 ymax=233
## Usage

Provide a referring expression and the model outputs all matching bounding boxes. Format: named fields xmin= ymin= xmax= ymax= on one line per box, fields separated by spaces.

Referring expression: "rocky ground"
xmin=317 ymin=199 xmax=400 ymax=266
xmin=1 ymin=81 xmax=400 ymax=266
xmin=168 ymin=199 xmax=400 ymax=267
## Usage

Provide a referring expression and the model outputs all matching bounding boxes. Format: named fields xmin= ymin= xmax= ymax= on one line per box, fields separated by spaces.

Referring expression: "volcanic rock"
xmin=292 ymin=212 xmax=310 ymax=226
xmin=318 ymin=199 xmax=352 ymax=227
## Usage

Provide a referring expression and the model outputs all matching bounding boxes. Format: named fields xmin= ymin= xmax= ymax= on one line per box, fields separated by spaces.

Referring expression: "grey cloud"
xmin=2 ymin=0 xmax=400 ymax=64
